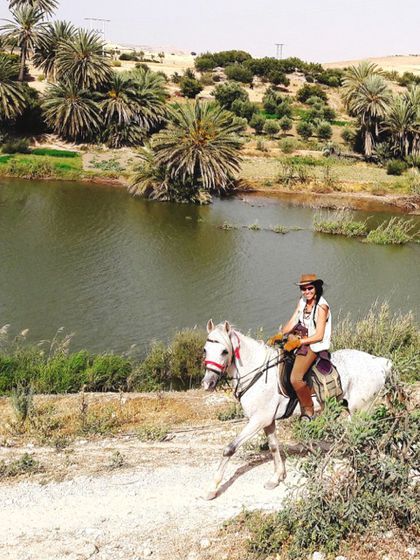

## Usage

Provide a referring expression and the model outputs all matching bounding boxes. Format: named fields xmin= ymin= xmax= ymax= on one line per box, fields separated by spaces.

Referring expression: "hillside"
xmin=324 ymin=54 xmax=420 ymax=74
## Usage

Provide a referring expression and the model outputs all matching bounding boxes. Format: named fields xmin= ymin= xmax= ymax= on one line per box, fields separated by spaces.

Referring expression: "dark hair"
xmin=312 ymin=281 xmax=324 ymax=327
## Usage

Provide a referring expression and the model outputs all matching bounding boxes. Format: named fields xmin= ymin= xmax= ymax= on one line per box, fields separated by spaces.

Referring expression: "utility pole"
xmin=84 ymin=18 xmax=111 ymax=54
xmin=275 ymin=43 xmax=285 ymax=60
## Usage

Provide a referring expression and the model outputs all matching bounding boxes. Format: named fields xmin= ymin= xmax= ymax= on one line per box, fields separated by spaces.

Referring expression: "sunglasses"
xmin=300 ymin=285 xmax=315 ymax=292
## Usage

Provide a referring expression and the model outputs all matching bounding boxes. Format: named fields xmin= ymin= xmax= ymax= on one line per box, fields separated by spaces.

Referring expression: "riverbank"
xmin=1 ymin=145 xmax=419 ymax=214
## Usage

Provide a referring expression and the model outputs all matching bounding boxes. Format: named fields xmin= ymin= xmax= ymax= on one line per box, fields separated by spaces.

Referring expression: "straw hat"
xmin=295 ymin=273 xmax=324 ymax=286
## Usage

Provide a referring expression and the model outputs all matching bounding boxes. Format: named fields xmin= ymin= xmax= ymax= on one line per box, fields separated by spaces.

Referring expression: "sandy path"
xmin=0 ymin=427 xmax=301 ymax=560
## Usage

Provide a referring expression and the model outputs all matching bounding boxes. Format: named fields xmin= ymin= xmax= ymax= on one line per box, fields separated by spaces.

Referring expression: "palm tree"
xmin=124 ymin=67 xmax=168 ymax=131
xmin=0 ymin=53 xmax=27 ymax=120
xmin=382 ymin=93 xmax=418 ymax=157
xmin=9 ymin=0 xmax=58 ymax=16
xmin=42 ymin=81 xmax=102 ymax=141
xmin=341 ymin=61 xmax=382 ymax=108
xmin=152 ymin=101 xmax=243 ymax=192
xmin=33 ymin=20 xmax=75 ymax=79
xmin=55 ymin=29 xmax=112 ymax=89
xmin=346 ymin=74 xmax=391 ymax=158
xmin=1 ymin=5 xmax=47 ymax=81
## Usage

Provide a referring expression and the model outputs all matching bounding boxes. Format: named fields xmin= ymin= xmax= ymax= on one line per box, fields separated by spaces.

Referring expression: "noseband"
xmin=204 ymin=330 xmax=240 ymax=380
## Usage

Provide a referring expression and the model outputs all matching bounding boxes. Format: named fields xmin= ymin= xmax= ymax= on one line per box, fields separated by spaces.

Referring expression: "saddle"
xmin=278 ymin=351 xmax=344 ymax=408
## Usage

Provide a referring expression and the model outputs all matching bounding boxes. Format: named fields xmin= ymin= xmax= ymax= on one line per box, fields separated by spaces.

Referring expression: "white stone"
xmin=407 ymin=548 xmax=417 ymax=557
xmin=143 ymin=548 xmax=153 ymax=557
xmin=335 ymin=556 xmax=347 ymax=560
xmin=383 ymin=530 xmax=393 ymax=539
xmin=312 ymin=553 xmax=325 ymax=560
xmin=200 ymin=538 xmax=211 ymax=549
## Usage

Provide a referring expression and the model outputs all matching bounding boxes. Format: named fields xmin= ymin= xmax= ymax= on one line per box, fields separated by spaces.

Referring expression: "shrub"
xmin=268 ymin=71 xmax=290 ymax=87
xmin=224 ymin=64 xmax=253 ymax=84
xmin=231 ymin=99 xmax=258 ymax=121
xmin=263 ymin=119 xmax=280 ymax=137
xmin=296 ymin=83 xmax=327 ymax=103
xmin=3 ymin=159 xmax=55 ymax=179
xmin=169 ymin=328 xmax=206 ymax=389
xmin=32 ymin=148 xmax=78 ymax=158
xmin=171 ymin=71 xmax=181 ymax=84
xmin=313 ymin=209 xmax=368 ymax=237
xmin=137 ymin=423 xmax=169 ymax=441
xmin=128 ymin=341 xmax=169 ymax=391
xmin=135 ymin=62 xmax=150 ymax=72
xmin=249 ymin=113 xmax=266 ymax=134
xmin=213 ymin=82 xmax=248 ymax=110
xmin=341 ymin=126 xmax=356 ymax=147
xmin=180 ymin=76 xmax=203 ymax=98
xmin=278 ymin=138 xmax=298 ymax=153
xmin=365 ymin=217 xmax=417 ymax=245
xmin=1 ymin=138 xmax=30 ymax=154
xmin=83 ymin=354 xmax=131 ymax=392
xmin=0 ymin=453 xmax=41 ymax=479
xmin=387 ymin=159 xmax=407 ymax=176
xmin=296 ymin=120 xmax=313 ymax=140
xmin=199 ymin=72 xmax=213 ymax=86
xmin=119 ymin=52 xmax=138 ymax=61
xmin=317 ymin=121 xmax=333 ymax=140
xmin=111 ymin=60 xmax=122 ymax=67
xmin=279 ymin=116 xmax=293 ymax=133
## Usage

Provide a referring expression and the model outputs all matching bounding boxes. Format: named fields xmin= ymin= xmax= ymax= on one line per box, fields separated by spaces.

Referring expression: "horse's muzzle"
xmin=202 ymin=370 xmax=219 ymax=391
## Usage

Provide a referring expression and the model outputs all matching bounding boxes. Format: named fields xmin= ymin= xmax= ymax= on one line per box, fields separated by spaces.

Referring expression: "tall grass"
xmin=365 ymin=217 xmax=418 ymax=245
xmin=313 ymin=209 xmax=368 ymax=237
xmin=31 ymin=148 xmax=78 ymax=158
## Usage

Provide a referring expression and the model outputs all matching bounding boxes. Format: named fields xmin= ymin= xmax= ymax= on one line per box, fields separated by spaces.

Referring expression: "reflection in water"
xmin=0 ymin=178 xmax=418 ymax=353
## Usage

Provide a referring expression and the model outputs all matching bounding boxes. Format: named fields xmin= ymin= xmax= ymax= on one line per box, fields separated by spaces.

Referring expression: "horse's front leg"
xmin=204 ymin=416 xmax=266 ymax=501
xmin=263 ymin=420 xmax=286 ymax=489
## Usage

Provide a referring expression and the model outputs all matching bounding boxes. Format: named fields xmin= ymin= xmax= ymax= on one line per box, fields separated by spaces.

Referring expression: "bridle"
xmin=204 ymin=329 xmax=285 ymax=400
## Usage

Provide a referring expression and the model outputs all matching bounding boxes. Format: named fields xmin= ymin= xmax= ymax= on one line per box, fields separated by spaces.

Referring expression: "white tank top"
xmin=297 ymin=296 xmax=331 ymax=352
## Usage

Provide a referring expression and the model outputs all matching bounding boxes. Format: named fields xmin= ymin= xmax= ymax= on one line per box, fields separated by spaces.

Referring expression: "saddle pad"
xmin=309 ymin=362 xmax=344 ymax=403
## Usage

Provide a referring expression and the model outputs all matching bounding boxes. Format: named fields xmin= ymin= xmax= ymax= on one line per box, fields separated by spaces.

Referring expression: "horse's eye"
xmin=203 ymin=349 xmax=206 ymax=356
xmin=222 ymin=349 xmax=229 ymax=355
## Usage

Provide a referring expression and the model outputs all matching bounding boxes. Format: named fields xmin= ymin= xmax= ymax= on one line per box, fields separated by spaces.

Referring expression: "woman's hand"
xmin=284 ymin=337 xmax=302 ymax=352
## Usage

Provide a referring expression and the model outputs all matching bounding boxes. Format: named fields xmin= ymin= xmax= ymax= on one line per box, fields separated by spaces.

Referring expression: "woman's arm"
xmin=281 ymin=303 xmax=300 ymax=336
xmin=300 ymin=304 xmax=329 ymax=345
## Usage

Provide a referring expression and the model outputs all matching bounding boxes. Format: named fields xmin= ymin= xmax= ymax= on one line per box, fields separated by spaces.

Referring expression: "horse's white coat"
xmin=202 ymin=321 xmax=392 ymax=500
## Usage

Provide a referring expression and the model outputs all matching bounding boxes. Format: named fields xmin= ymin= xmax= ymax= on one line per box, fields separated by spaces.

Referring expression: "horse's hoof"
xmin=264 ymin=480 xmax=279 ymax=490
xmin=203 ymin=490 xmax=218 ymax=501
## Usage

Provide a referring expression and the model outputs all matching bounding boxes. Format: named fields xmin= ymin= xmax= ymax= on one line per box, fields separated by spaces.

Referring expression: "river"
xmin=0 ymin=178 xmax=419 ymax=353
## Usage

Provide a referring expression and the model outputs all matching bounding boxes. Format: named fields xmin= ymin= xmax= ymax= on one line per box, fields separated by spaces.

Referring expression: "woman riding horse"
xmin=278 ymin=273 xmax=331 ymax=421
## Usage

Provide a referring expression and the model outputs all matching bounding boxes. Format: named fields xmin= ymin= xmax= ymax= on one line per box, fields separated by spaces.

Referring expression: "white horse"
xmin=202 ymin=320 xmax=392 ymax=500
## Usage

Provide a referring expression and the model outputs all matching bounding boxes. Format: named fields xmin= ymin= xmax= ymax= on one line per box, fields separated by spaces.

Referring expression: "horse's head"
xmin=202 ymin=319 xmax=239 ymax=391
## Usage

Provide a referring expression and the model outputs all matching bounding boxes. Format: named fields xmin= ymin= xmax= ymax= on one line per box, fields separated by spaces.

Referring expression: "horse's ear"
xmin=224 ymin=321 xmax=231 ymax=333
xmin=207 ymin=319 xmax=214 ymax=333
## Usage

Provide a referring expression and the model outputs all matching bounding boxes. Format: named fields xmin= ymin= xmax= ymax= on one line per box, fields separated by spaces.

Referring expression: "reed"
xmin=313 ymin=209 xmax=368 ymax=237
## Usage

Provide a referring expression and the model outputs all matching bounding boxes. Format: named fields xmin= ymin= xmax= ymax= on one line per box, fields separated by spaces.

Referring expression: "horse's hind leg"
xmin=264 ymin=421 xmax=286 ymax=489
xmin=204 ymin=417 xmax=266 ymax=501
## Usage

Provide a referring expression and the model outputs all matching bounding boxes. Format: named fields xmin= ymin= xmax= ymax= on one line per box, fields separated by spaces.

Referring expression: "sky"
xmin=1 ymin=0 xmax=419 ymax=62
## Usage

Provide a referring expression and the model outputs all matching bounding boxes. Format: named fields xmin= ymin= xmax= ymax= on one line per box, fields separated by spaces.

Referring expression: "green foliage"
xmin=244 ymin=392 xmax=418 ymax=558
xmin=129 ymin=341 xmax=169 ymax=391
xmin=213 ymin=81 xmax=248 ymax=110
xmin=278 ymin=137 xmax=298 ymax=153
xmin=397 ymin=71 xmax=420 ymax=87
xmin=217 ymin=402 xmax=244 ymax=421
xmin=195 ymin=50 xmax=252 ymax=71
xmin=0 ymin=54 xmax=27 ymax=120
xmin=224 ymin=64 xmax=253 ymax=84
xmin=341 ymin=126 xmax=356 ymax=147
xmin=313 ymin=209 xmax=368 ymax=237
xmin=296 ymin=120 xmax=313 ymax=140
xmin=11 ymin=383 xmax=33 ymax=424
xmin=316 ymin=120 xmax=333 ymax=140
xmin=296 ymin=83 xmax=327 ymax=103
xmin=180 ymin=75 xmax=203 ymax=98
xmin=31 ymin=148 xmax=78 ymax=157
xmin=169 ymin=328 xmax=206 ymax=389
xmin=387 ymin=159 xmax=407 ymax=176
xmin=1 ymin=137 xmax=30 ymax=153
xmin=268 ymin=70 xmax=290 ymax=87
xmin=279 ymin=116 xmax=292 ymax=133
xmin=1 ymin=157 xmax=55 ymax=178
xmin=0 ymin=453 xmax=41 ymax=479
xmin=137 ymin=423 xmax=169 ymax=442
xmin=230 ymin=99 xmax=258 ymax=121
xmin=249 ymin=113 xmax=266 ymax=134
xmin=85 ymin=354 xmax=132 ymax=392
xmin=263 ymin=119 xmax=280 ymax=137
xmin=365 ymin=217 xmax=417 ymax=245
xmin=262 ymin=88 xmax=293 ymax=118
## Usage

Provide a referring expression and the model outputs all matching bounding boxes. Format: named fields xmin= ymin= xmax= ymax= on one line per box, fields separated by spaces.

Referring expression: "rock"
xmin=143 ymin=548 xmax=153 ymax=557
xmin=383 ymin=530 xmax=393 ymax=539
xmin=200 ymin=538 xmax=211 ymax=549
xmin=312 ymin=553 xmax=325 ymax=560
xmin=187 ymin=553 xmax=199 ymax=560
xmin=407 ymin=548 xmax=417 ymax=557
xmin=335 ymin=556 xmax=347 ymax=560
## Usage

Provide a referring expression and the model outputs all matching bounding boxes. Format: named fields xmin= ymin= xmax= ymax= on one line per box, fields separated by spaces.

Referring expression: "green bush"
xmin=224 ymin=64 xmax=253 ymax=84
xmin=341 ymin=126 xmax=356 ymax=147
xmin=278 ymin=138 xmax=298 ymax=153
xmin=268 ymin=70 xmax=290 ymax=87
xmin=365 ymin=217 xmax=417 ymax=245
xmin=296 ymin=83 xmax=327 ymax=103
xmin=85 ymin=354 xmax=132 ymax=392
xmin=180 ymin=76 xmax=203 ymax=98
xmin=296 ymin=120 xmax=313 ymax=140
xmin=279 ymin=116 xmax=293 ymax=133
xmin=128 ymin=341 xmax=169 ymax=391
xmin=313 ymin=209 xmax=368 ymax=237
xmin=3 ymin=159 xmax=55 ymax=179
xmin=263 ymin=119 xmax=280 ymax=137
xmin=199 ymin=72 xmax=213 ymax=86
xmin=230 ymin=99 xmax=258 ymax=121
xmin=213 ymin=82 xmax=248 ymax=110
xmin=1 ymin=139 xmax=30 ymax=154
xmin=249 ymin=113 xmax=266 ymax=134
xmin=169 ymin=328 xmax=206 ymax=389
xmin=387 ymin=159 xmax=407 ymax=176
xmin=316 ymin=121 xmax=333 ymax=140
xmin=36 ymin=351 xmax=90 ymax=393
